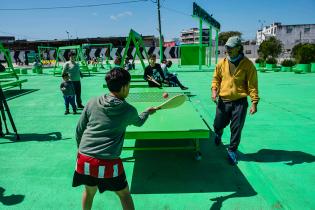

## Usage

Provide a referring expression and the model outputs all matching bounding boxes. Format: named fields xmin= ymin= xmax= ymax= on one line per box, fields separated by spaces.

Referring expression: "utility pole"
xmin=258 ymin=20 xmax=265 ymax=45
xmin=157 ymin=0 xmax=163 ymax=62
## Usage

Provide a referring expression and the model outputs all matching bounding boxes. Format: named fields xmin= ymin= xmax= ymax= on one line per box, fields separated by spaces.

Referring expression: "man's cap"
xmin=225 ymin=36 xmax=242 ymax=48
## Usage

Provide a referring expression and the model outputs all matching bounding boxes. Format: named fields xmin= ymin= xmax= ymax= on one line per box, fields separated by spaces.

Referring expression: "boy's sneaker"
xmin=77 ymin=105 xmax=84 ymax=109
xmin=180 ymin=86 xmax=189 ymax=90
xmin=214 ymin=133 xmax=222 ymax=146
xmin=73 ymin=110 xmax=77 ymax=114
xmin=227 ymin=150 xmax=238 ymax=165
xmin=64 ymin=110 xmax=70 ymax=115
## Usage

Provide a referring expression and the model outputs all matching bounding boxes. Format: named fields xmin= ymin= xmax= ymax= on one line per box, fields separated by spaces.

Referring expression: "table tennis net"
xmin=126 ymin=92 xmax=187 ymax=102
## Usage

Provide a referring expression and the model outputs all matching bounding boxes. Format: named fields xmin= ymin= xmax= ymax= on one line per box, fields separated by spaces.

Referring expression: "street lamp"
xmin=258 ymin=20 xmax=265 ymax=45
xmin=66 ymin=31 xmax=70 ymax=45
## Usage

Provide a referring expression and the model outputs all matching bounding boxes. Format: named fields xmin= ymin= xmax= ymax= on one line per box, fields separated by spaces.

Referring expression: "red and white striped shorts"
xmin=75 ymin=153 xmax=124 ymax=179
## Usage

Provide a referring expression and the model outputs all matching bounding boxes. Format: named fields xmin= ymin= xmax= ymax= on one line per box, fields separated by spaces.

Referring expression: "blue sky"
xmin=0 ymin=0 xmax=315 ymax=41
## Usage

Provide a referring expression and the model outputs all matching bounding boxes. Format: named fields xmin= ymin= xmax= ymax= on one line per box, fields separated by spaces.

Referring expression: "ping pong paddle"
xmin=155 ymin=94 xmax=187 ymax=110
xmin=147 ymin=75 xmax=161 ymax=86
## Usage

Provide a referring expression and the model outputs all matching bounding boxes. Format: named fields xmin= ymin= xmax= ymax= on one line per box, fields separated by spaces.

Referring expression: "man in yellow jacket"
xmin=211 ymin=36 xmax=260 ymax=165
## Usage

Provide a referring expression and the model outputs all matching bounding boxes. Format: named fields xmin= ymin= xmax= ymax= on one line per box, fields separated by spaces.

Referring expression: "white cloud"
xmin=110 ymin=11 xmax=133 ymax=21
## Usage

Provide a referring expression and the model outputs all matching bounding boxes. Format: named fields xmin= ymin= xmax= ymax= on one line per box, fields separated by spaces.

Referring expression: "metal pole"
xmin=258 ymin=20 xmax=265 ymax=45
xmin=157 ymin=0 xmax=163 ymax=62
xmin=66 ymin=31 xmax=70 ymax=45
xmin=209 ymin=25 xmax=212 ymax=67
xmin=199 ymin=18 xmax=202 ymax=70
xmin=215 ymin=29 xmax=219 ymax=64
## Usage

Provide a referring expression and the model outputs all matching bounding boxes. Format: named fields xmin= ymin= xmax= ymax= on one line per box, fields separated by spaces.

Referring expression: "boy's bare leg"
xmin=82 ymin=185 xmax=97 ymax=210
xmin=115 ymin=185 xmax=134 ymax=210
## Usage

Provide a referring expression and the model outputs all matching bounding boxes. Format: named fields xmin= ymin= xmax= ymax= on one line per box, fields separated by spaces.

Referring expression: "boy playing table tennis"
xmin=73 ymin=67 xmax=157 ymax=210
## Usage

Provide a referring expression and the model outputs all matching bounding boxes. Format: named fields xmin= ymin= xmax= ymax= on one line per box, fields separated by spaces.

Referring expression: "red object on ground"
xmin=163 ymin=92 xmax=169 ymax=98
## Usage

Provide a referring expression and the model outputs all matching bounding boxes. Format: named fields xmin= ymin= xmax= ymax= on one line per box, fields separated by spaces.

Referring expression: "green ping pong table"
xmin=129 ymin=87 xmax=191 ymax=94
xmin=103 ymin=82 xmax=148 ymax=88
xmin=123 ymin=92 xmax=210 ymax=159
xmin=131 ymin=78 xmax=146 ymax=82
xmin=103 ymin=82 xmax=191 ymax=90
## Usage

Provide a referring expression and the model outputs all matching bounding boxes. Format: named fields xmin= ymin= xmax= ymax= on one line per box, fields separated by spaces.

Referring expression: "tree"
xmin=258 ymin=37 xmax=283 ymax=60
xmin=218 ymin=31 xmax=242 ymax=46
xmin=292 ymin=43 xmax=315 ymax=64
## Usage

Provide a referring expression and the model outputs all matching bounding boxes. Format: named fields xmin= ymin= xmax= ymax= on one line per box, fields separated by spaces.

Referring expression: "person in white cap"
xmin=211 ymin=36 xmax=260 ymax=165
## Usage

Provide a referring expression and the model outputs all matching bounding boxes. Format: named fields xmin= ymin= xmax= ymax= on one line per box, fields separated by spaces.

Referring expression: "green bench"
xmin=0 ymin=72 xmax=17 ymax=79
xmin=0 ymin=79 xmax=28 ymax=89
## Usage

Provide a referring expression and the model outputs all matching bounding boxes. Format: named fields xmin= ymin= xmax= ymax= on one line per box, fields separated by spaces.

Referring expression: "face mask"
xmin=227 ymin=54 xmax=242 ymax=63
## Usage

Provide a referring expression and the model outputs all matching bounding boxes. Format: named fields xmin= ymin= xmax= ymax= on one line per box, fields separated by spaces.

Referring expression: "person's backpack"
xmin=0 ymin=63 xmax=5 ymax=72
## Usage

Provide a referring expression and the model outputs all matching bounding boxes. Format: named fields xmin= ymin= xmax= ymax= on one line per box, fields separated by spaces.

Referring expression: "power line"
xmin=161 ymin=5 xmax=191 ymax=17
xmin=0 ymin=0 xmax=148 ymax=11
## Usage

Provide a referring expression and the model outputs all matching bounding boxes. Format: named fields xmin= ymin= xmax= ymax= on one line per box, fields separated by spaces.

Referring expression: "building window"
xmin=218 ymin=50 xmax=220 ymax=55
xmin=304 ymin=27 xmax=310 ymax=33
xmin=245 ymin=50 xmax=251 ymax=54
xmin=286 ymin=27 xmax=293 ymax=33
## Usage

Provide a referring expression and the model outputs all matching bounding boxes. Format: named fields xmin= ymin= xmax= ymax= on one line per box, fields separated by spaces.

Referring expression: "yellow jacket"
xmin=211 ymin=57 xmax=260 ymax=104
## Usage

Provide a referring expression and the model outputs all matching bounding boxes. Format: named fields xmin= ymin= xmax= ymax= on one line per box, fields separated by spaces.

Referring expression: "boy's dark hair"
xmin=105 ymin=67 xmax=131 ymax=92
xmin=62 ymin=72 xmax=69 ymax=78
xmin=149 ymin=54 xmax=156 ymax=59
xmin=166 ymin=60 xmax=172 ymax=67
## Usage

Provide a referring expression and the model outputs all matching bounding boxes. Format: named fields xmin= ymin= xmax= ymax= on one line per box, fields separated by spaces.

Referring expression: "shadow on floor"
xmin=0 ymin=132 xmax=71 ymax=144
xmin=0 ymin=187 xmax=24 ymax=206
xmin=4 ymin=89 xmax=39 ymax=101
xmin=127 ymin=139 xmax=257 ymax=209
xmin=239 ymin=149 xmax=315 ymax=165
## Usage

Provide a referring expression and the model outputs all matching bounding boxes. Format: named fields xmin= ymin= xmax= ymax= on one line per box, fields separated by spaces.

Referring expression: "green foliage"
xmin=255 ymin=58 xmax=265 ymax=64
xmin=218 ymin=31 xmax=242 ymax=46
xmin=258 ymin=37 xmax=283 ymax=59
xmin=266 ymin=57 xmax=277 ymax=64
xmin=291 ymin=43 xmax=315 ymax=64
xmin=281 ymin=59 xmax=296 ymax=67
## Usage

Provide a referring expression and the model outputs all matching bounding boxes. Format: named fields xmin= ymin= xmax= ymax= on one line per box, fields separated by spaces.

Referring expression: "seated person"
xmin=144 ymin=54 xmax=168 ymax=88
xmin=161 ymin=59 xmax=188 ymax=90
xmin=0 ymin=62 xmax=5 ymax=72
xmin=124 ymin=58 xmax=133 ymax=71
xmin=114 ymin=56 xmax=122 ymax=68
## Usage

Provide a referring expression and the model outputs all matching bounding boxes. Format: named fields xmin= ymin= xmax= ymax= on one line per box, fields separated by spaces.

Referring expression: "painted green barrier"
xmin=265 ymin=63 xmax=275 ymax=70
xmin=15 ymin=68 xmax=21 ymax=74
xmin=281 ymin=66 xmax=292 ymax=72
xmin=311 ymin=63 xmax=315 ymax=73
xmin=21 ymin=69 xmax=28 ymax=74
xmin=295 ymin=64 xmax=310 ymax=73
xmin=37 ymin=67 xmax=43 ymax=74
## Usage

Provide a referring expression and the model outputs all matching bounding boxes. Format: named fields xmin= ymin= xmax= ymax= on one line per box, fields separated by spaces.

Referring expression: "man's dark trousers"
xmin=213 ymin=97 xmax=248 ymax=151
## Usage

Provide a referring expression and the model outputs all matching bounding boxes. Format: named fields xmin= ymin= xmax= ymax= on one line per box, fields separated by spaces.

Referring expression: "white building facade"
xmin=256 ymin=22 xmax=315 ymax=48
xmin=180 ymin=28 xmax=211 ymax=44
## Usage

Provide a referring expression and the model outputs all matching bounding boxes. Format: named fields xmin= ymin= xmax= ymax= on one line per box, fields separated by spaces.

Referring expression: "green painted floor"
xmin=0 ymin=68 xmax=315 ymax=210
